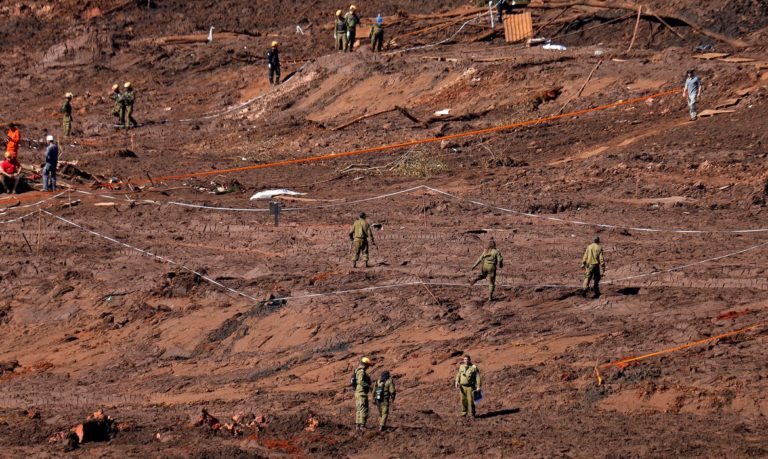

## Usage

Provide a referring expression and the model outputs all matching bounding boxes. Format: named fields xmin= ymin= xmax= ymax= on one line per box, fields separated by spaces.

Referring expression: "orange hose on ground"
xmin=124 ymin=88 xmax=678 ymax=186
xmin=599 ymin=323 xmax=762 ymax=372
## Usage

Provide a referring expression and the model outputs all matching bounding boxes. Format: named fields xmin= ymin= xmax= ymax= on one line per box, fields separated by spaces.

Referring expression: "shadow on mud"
xmin=478 ymin=408 xmax=520 ymax=419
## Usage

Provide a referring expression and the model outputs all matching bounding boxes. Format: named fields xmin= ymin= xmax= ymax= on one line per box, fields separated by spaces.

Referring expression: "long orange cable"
xmin=600 ymin=323 xmax=762 ymax=371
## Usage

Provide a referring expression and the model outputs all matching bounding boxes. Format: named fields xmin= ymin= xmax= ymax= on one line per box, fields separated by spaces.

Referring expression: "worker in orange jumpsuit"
xmin=6 ymin=123 xmax=20 ymax=159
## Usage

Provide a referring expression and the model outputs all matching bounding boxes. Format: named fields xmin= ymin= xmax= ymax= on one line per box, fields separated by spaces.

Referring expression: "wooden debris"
xmin=698 ymin=109 xmax=736 ymax=117
xmin=693 ymin=53 xmax=730 ymax=60
xmin=333 ymin=106 xmax=425 ymax=131
xmin=715 ymin=98 xmax=740 ymax=109
xmin=534 ymin=1 xmax=750 ymax=48
xmin=626 ymin=6 xmax=642 ymax=52
xmin=719 ymin=57 xmax=756 ymax=63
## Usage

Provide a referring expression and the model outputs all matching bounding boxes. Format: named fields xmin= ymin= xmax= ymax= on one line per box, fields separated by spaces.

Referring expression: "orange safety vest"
xmin=6 ymin=129 xmax=20 ymax=156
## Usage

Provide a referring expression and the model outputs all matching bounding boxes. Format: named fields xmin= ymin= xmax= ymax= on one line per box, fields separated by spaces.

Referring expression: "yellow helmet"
xmin=271 ymin=41 xmax=279 ymax=47
xmin=124 ymin=82 xmax=132 ymax=88
xmin=350 ymin=5 xmax=357 ymax=10
xmin=336 ymin=9 xmax=342 ymax=16
xmin=360 ymin=357 xmax=371 ymax=365
xmin=64 ymin=92 xmax=73 ymax=99
xmin=112 ymin=84 xmax=119 ymax=91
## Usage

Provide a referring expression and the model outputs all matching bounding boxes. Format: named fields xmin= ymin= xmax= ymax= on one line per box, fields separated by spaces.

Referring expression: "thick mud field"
xmin=1 ymin=0 xmax=768 ymax=456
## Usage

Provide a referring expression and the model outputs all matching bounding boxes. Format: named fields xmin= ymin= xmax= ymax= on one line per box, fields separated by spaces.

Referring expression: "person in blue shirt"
xmin=683 ymin=69 xmax=702 ymax=121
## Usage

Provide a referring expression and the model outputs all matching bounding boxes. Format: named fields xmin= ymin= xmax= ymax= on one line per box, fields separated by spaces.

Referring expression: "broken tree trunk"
xmin=531 ymin=0 xmax=749 ymax=48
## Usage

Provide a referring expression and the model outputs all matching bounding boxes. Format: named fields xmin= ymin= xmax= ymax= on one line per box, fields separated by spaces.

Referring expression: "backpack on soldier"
xmin=374 ymin=381 xmax=385 ymax=402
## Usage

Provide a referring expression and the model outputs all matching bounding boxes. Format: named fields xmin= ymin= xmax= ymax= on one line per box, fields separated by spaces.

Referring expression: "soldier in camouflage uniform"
xmin=110 ymin=84 xmax=125 ymax=127
xmin=334 ymin=10 xmax=348 ymax=51
xmin=349 ymin=212 xmax=375 ymax=268
xmin=122 ymin=82 xmax=138 ymax=129
xmin=454 ymin=355 xmax=481 ymax=418
xmin=60 ymin=93 xmax=73 ymax=137
xmin=370 ymin=15 xmax=384 ymax=52
xmin=373 ymin=370 xmax=396 ymax=431
xmin=344 ymin=5 xmax=360 ymax=52
xmin=581 ymin=235 xmax=606 ymax=298
xmin=470 ymin=239 xmax=504 ymax=301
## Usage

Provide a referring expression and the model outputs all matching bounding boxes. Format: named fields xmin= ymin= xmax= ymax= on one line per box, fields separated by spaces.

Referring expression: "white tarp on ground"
xmin=249 ymin=189 xmax=306 ymax=200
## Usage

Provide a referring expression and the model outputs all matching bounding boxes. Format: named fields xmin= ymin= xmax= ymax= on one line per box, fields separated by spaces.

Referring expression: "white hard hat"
xmin=46 ymin=135 xmax=54 ymax=142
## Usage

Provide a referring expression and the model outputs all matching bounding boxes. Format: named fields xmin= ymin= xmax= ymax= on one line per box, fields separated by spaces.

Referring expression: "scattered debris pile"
xmin=192 ymin=409 xmax=268 ymax=437
xmin=0 ymin=359 xmax=20 ymax=376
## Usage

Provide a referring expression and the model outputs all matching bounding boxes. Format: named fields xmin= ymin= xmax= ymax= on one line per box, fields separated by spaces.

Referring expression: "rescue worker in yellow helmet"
xmin=60 ymin=92 xmax=73 ymax=136
xmin=353 ymin=356 xmax=372 ymax=431
xmin=334 ymin=10 xmax=348 ymax=51
xmin=344 ymin=5 xmax=360 ymax=52
xmin=110 ymin=84 xmax=125 ymax=127
xmin=267 ymin=41 xmax=281 ymax=85
xmin=122 ymin=82 xmax=138 ymax=129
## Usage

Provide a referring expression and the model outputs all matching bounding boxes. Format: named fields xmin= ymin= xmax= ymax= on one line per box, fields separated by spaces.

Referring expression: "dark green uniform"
xmin=335 ymin=17 xmax=348 ymax=51
xmin=111 ymin=90 xmax=125 ymax=126
xmin=123 ymin=88 xmax=137 ymax=129
xmin=455 ymin=363 xmax=481 ymax=417
xmin=370 ymin=23 xmax=384 ymax=52
xmin=60 ymin=99 xmax=72 ymax=136
xmin=354 ymin=366 xmax=371 ymax=427
xmin=345 ymin=11 xmax=360 ymax=51
xmin=582 ymin=242 xmax=605 ymax=297
xmin=471 ymin=248 xmax=503 ymax=300
xmin=373 ymin=377 xmax=396 ymax=429
xmin=349 ymin=217 xmax=374 ymax=266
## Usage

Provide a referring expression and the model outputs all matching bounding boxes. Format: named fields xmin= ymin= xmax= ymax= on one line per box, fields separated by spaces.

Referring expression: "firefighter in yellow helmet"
xmin=122 ymin=82 xmax=138 ymax=129
xmin=344 ymin=5 xmax=360 ymax=52
xmin=110 ymin=84 xmax=125 ymax=127
xmin=60 ymin=92 xmax=73 ymax=136
xmin=353 ymin=356 xmax=372 ymax=431
xmin=334 ymin=9 xmax=348 ymax=51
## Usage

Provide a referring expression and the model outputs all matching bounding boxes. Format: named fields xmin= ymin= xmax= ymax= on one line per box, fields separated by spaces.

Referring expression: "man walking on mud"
xmin=111 ymin=84 xmax=125 ymax=127
xmin=683 ymin=69 xmax=702 ymax=121
xmin=353 ymin=357 xmax=372 ymax=432
xmin=581 ymin=236 xmax=606 ymax=298
xmin=470 ymin=239 xmax=503 ymax=301
xmin=455 ymin=355 xmax=481 ymax=418
xmin=349 ymin=212 xmax=375 ymax=268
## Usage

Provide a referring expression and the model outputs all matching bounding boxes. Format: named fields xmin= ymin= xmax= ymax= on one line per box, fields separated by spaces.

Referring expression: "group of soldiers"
xmin=347 ymin=221 xmax=606 ymax=429
xmin=351 ymin=354 xmax=482 ymax=431
xmin=349 ymin=213 xmax=607 ymax=301
xmin=334 ymin=5 xmax=385 ymax=53
xmin=53 ymin=82 xmax=137 ymax=138
xmin=110 ymin=82 xmax=138 ymax=129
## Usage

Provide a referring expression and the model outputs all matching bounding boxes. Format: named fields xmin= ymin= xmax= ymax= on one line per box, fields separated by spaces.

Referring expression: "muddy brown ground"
xmin=1 ymin=0 xmax=768 ymax=457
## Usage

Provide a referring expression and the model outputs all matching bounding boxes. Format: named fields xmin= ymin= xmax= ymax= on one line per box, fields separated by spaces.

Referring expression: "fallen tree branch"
xmin=626 ymin=6 xmax=642 ymax=52
xmin=558 ymin=59 xmax=602 ymax=114
xmin=532 ymin=1 xmax=749 ymax=48
xmin=332 ymin=106 xmax=425 ymax=131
